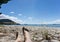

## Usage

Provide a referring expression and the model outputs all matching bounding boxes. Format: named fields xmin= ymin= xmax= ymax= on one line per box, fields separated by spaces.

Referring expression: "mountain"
xmin=0 ymin=19 xmax=20 ymax=25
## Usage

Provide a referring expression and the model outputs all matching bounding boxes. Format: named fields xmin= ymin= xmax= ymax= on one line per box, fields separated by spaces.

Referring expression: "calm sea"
xmin=19 ymin=24 xmax=60 ymax=27
xmin=1 ymin=24 xmax=60 ymax=27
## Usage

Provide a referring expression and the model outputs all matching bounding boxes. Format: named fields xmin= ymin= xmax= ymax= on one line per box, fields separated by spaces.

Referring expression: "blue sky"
xmin=0 ymin=0 xmax=60 ymax=24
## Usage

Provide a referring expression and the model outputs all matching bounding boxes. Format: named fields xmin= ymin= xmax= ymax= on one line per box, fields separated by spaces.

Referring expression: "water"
xmin=1 ymin=24 xmax=60 ymax=27
xmin=19 ymin=24 xmax=60 ymax=27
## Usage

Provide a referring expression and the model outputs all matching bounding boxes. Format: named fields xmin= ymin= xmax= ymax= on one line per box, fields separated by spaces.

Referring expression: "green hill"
xmin=0 ymin=19 xmax=20 ymax=25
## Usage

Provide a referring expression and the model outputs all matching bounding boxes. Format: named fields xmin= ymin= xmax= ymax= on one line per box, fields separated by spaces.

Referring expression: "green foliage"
xmin=41 ymin=30 xmax=51 ymax=40
xmin=0 ymin=0 xmax=11 ymax=8
xmin=41 ymin=30 xmax=49 ymax=39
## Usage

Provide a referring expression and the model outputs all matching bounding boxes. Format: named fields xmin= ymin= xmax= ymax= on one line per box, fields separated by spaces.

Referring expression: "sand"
xmin=0 ymin=25 xmax=60 ymax=42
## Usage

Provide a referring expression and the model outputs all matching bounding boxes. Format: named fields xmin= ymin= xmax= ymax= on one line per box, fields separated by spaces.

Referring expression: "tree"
xmin=0 ymin=0 xmax=11 ymax=15
xmin=0 ymin=0 xmax=11 ymax=8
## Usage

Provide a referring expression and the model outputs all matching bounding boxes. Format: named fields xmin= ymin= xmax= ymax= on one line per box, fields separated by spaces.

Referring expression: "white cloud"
xmin=23 ymin=17 xmax=41 ymax=24
xmin=10 ymin=12 xmax=15 ymax=13
xmin=18 ymin=14 xmax=22 ymax=16
xmin=48 ymin=19 xmax=60 ymax=24
xmin=23 ymin=19 xmax=60 ymax=24
xmin=41 ymin=19 xmax=60 ymax=24
xmin=0 ymin=14 xmax=23 ymax=24
xmin=28 ymin=17 xmax=33 ymax=20
xmin=1 ymin=14 xmax=60 ymax=24
xmin=0 ymin=14 xmax=7 ymax=19
xmin=22 ymin=17 xmax=33 ymax=24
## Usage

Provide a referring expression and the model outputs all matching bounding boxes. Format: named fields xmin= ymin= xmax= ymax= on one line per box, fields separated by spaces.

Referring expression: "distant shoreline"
xmin=0 ymin=24 xmax=60 ymax=27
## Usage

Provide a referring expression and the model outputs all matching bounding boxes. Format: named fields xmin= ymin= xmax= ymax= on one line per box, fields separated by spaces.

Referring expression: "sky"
xmin=0 ymin=0 xmax=60 ymax=24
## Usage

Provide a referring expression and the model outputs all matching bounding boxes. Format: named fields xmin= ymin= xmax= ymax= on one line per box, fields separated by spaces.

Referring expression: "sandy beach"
xmin=0 ymin=25 xmax=60 ymax=42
